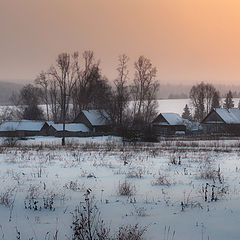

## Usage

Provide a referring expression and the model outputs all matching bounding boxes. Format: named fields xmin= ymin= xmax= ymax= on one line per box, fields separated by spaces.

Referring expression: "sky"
xmin=1 ymin=0 xmax=240 ymax=85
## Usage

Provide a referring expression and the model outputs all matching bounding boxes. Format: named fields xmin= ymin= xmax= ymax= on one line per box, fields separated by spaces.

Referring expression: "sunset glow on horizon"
xmin=1 ymin=0 xmax=240 ymax=84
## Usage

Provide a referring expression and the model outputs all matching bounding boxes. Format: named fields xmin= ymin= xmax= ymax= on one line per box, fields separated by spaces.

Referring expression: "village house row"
xmin=0 ymin=108 xmax=240 ymax=138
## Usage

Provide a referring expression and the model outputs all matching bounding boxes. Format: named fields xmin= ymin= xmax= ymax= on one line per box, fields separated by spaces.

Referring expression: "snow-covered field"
xmin=156 ymin=98 xmax=240 ymax=115
xmin=1 ymin=98 xmax=240 ymax=117
xmin=0 ymin=136 xmax=240 ymax=239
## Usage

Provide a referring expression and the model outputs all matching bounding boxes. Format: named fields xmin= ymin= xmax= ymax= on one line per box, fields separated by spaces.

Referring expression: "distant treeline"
xmin=0 ymin=81 xmax=24 ymax=105
xmin=157 ymin=84 xmax=240 ymax=99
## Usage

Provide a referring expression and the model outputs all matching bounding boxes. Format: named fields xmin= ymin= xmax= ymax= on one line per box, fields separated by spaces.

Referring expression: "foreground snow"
xmin=0 ymin=136 xmax=240 ymax=239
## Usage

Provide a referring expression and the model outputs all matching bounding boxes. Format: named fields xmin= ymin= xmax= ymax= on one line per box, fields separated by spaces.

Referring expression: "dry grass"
xmin=126 ymin=169 xmax=143 ymax=178
xmin=152 ymin=173 xmax=171 ymax=186
xmin=0 ymin=187 xmax=16 ymax=207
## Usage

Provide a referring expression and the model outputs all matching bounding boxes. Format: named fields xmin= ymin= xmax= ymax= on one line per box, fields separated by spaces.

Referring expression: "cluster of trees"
xmin=7 ymin=52 xmax=240 ymax=130
xmin=182 ymin=82 xmax=236 ymax=121
xmin=10 ymin=51 xmax=159 ymax=130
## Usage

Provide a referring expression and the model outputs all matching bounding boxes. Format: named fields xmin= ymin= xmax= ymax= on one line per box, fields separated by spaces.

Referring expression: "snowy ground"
xmin=0 ymin=136 xmax=240 ymax=239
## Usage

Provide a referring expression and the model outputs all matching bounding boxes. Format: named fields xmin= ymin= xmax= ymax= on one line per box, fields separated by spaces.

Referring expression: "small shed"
xmin=152 ymin=113 xmax=186 ymax=136
xmin=50 ymin=123 xmax=90 ymax=137
xmin=0 ymin=120 xmax=50 ymax=137
xmin=73 ymin=110 xmax=111 ymax=133
xmin=201 ymin=108 xmax=240 ymax=135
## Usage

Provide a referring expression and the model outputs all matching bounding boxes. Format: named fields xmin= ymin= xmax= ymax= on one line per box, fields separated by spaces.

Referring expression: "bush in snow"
xmin=118 ymin=180 xmax=136 ymax=196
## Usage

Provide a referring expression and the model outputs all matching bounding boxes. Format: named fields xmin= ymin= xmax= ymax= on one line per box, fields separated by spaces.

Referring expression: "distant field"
xmin=157 ymin=98 xmax=240 ymax=115
xmin=1 ymin=98 xmax=240 ymax=119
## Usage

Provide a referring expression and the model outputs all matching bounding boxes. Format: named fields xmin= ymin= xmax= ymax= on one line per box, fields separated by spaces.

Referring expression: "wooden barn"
xmin=73 ymin=110 xmax=111 ymax=134
xmin=0 ymin=120 xmax=50 ymax=137
xmin=50 ymin=123 xmax=90 ymax=137
xmin=201 ymin=108 xmax=240 ymax=135
xmin=152 ymin=113 xmax=186 ymax=136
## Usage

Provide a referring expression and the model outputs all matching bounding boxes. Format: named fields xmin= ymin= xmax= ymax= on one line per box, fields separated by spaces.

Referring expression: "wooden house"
xmin=73 ymin=110 xmax=111 ymax=134
xmin=201 ymin=108 xmax=240 ymax=135
xmin=0 ymin=120 xmax=50 ymax=137
xmin=152 ymin=113 xmax=186 ymax=136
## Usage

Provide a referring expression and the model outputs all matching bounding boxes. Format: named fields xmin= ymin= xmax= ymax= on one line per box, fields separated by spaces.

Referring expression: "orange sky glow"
xmin=1 ymin=0 xmax=240 ymax=84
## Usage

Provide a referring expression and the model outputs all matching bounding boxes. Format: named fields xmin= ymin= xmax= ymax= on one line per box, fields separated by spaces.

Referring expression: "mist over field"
xmin=2 ymin=79 xmax=240 ymax=106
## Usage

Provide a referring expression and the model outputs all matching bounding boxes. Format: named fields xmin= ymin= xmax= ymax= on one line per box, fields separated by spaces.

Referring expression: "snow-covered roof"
xmin=82 ymin=110 xmax=110 ymax=126
xmin=0 ymin=120 xmax=46 ymax=132
xmin=214 ymin=108 xmax=240 ymax=124
xmin=51 ymin=123 xmax=89 ymax=132
xmin=161 ymin=113 xmax=184 ymax=125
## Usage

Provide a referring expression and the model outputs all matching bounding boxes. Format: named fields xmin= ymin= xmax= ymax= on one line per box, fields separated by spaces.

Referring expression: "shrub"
xmin=118 ymin=180 xmax=136 ymax=196
xmin=199 ymin=168 xmax=217 ymax=180
xmin=0 ymin=187 xmax=16 ymax=207
xmin=152 ymin=174 xmax=171 ymax=186
xmin=116 ymin=224 xmax=147 ymax=240
xmin=71 ymin=191 xmax=110 ymax=240
xmin=126 ymin=169 xmax=143 ymax=178
xmin=198 ymin=165 xmax=222 ymax=181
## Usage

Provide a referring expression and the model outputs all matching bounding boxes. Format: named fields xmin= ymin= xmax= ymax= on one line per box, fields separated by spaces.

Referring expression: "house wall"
xmin=16 ymin=131 xmax=41 ymax=137
xmin=40 ymin=123 xmax=52 ymax=136
xmin=202 ymin=123 xmax=240 ymax=136
xmin=202 ymin=123 xmax=226 ymax=135
xmin=202 ymin=111 xmax=224 ymax=124
xmin=54 ymin=131 xmax=109 ymax=137
xmin=202 ymin=110 xmax=240 ymax=135
xmin=73 ymin=112 xmax=93 ymax=131
xmin=153 ymin=125 xmax=186 ymax=136
xmin=46 ymin=126 xmax=57 ymax=136
xmin=0 ymin=129 xmax=47 ymax=137
xmin=54 ymin=131 xmax=90 ymax=137
xmin=227 ymin=124 xmax=240 ymax=135
xmin=94 ymin=125 xmax=112 ymax=133
xmin=152 ymin=114 xmax=168 ymax=124
xmin=0 ymin=131 xmax=17 ymax=137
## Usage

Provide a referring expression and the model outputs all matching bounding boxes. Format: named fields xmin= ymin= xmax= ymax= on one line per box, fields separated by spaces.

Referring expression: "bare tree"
xmin=0 ymin=106 xmax=15 ymax=123
xmin=14 ymin=84 xmax=44 ymax=120
xmin=72 ymin=51 xmax=99 ymax=116
xmin=190 ymin=83 xmax=206 ymax=122
xmin=35 ymin=71 xmax=50 ymax=120
xmin=71 ymin=51 xmax=113 ymax=117
xmin=9 ymin=91 xmax=22 ymax=120
xmin=223 ymin=90 xmax=234 ymax=109
xmin=48 ymin=52 xmax=78 ymax=145
xmin=190 ymin=82 xmax=219 ymax=121
xmin=49 ymin=78 xmax=60 ymax=122
xmin=131 ymin=56 xmax=159 ymax=125
xmin=114 ymin=54 xmax=129 ymax=125
xmin=205 ymin=83 xmax=217 ymax=114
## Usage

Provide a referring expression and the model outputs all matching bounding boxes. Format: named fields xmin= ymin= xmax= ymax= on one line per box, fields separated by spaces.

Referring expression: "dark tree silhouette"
xmin=190 ymin=82 xmax=219 ymax=121
xmin=19 ymin=84 xmax=44 ymax=120
xmin=211 ymin=91 xmax=221 ymax=109
xmin=182 ymin=104 xmax=192 ymax=120
xmin=131 ymin=56 xmax=159 ymax=126
xmin=48 ymin=52 xmax=78 ymax=145
xmin=113 ymin=54 xmax=129 ymax=125
xmin=223 ymin=90 xmax=234 ymax=109
xmin=35 ymin=71 xmax=50 ymax=120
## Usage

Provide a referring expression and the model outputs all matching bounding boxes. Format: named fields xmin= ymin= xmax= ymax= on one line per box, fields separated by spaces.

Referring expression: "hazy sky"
xmin=1 ymin=0 xmax=240 ymax=84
